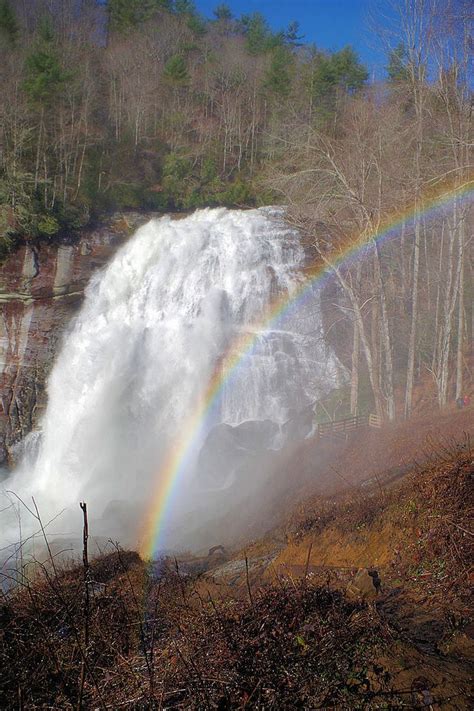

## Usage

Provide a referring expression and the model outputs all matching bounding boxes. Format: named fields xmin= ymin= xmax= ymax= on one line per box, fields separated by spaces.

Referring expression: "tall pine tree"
xmin=264 ymin=46 xmax=292 ymax=99
xmin=387 ymin=43 xmax=410 ymax=82
xmin=24 ymin=18 xmax=69 ymax=106
xmin=107 ymin=0 xmax=169 ymax=33
xmin=0 ymin=0 xmax=18 ymax=45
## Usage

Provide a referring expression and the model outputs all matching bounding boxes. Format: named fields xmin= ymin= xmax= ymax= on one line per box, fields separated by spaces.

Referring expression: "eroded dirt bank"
xmin=197 ymin=436 xmax=473 ymax=709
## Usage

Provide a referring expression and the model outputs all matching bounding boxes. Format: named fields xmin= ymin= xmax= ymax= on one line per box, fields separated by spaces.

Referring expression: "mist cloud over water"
xmin=1 ymin=208 xmax=338 ymax=557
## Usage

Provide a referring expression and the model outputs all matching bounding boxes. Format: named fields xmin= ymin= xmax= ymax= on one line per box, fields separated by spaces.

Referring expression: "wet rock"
xmin=208 ymin=545 xmax=228 ymax=562
xmin=0 ymin=213 xmax=154 ymax=465
xmin=368 ymin=568 xmax=382 ymax=593
xmin=411 ymin=677 xmax=434 ymax=707
xmin=438 ymin=628 xmax=474 ymax=657
xmin=346 ymin=568 xmax=381 ymax=601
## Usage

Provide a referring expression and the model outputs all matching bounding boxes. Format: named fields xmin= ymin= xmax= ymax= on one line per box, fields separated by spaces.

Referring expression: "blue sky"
xmin=195 ymin=0 xmax=390 ymax=77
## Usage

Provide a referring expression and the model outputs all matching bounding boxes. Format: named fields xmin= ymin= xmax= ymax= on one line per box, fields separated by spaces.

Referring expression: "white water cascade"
xmin=1 ymin=208 xmax=338 ymax=555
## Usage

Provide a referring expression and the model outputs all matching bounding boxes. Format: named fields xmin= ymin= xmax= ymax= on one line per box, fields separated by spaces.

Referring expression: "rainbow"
xmin=140 ymin=176 xmax=473 ymax=558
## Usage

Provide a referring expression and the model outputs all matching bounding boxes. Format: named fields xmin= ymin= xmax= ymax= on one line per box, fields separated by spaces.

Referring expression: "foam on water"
xmin=1 ymin=208 xmax=337 ymax=554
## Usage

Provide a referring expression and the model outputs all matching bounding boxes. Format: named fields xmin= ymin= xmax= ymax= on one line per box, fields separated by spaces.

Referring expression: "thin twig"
xmin=77 ymin=502 xmax=90 ymax=711
xmin=245 ymin=555 xmax=254 ymax=608
xmin=304 ymin=541 xmax=313 ymax=581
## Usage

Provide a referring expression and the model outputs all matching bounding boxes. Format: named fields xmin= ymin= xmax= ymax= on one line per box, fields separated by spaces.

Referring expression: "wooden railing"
xmin=317 ymin=413 xmax=381 ymax=439
xmin=368 ymin=413 xmax=382 ymax=429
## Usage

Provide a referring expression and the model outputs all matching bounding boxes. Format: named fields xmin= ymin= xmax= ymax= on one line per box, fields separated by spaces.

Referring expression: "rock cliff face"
xmin=0 ymin=214 xmax=150 ymax=466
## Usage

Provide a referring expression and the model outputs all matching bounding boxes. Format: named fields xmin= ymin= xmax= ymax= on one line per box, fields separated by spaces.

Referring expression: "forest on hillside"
xmin=0 ymin=6 xmax=473 ymax=706
xmin=0 ymin=0 xmax=369 ymax=248
xmin=0 ymin=0 xmax=472 ymax=420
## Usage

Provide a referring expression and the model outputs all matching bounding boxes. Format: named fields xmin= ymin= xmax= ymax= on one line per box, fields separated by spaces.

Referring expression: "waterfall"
xmin=1 ymin=208 xmax=338 ymax=554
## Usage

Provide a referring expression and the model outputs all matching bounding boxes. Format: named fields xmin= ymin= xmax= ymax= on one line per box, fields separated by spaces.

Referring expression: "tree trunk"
xmin=350 ymin=317 xmax=360 ymax=415
xmin=455 ymin=218 xmax=465 ymax=400
xmin=34 ymin=107 xmax=44 ymax=191
xmin=373 ymin=242 xmax=395 ymax=419
xmin=325 ymin=258 xmax=384 ymax=418
xmin=404 ymin=214 xmax=420 ymax=419
xmin=438 ymin=205 xmax=463 ymax=407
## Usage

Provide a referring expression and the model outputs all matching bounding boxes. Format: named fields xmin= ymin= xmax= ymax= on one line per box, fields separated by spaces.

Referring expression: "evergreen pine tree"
xmin=107 ymin=0 xmax=168 ymax=33
xmin=387 ymin=43 xmax=410 ymax=82
xmin=264 ymin=46 xmax=292 ymax=99
xmin=241 ymin=13 xmax=271 ymax=55
xmin=213 ymin=4 xmax=232 ymax=21
xmin=0 ymin=0 xmax=18 ymax=45
xmin=330 ymin=47 xmax=368 ymax=92
xmin=164 ymin=54 xmax=188 ymax=84
xmin=285 ymin=21 xmax=304 ymax=47
xmin=24 ymin=18 xmax=69 ymax=106
xmin=174 ymin=0 xmax=196 ymax=15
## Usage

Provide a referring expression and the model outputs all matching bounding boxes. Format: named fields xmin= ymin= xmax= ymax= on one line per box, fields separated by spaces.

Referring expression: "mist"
xmin=0 ymin=208 xmax=339 ymax=560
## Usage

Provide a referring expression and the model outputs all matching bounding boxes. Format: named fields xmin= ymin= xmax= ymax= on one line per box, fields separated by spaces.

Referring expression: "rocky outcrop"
xmin=0 ymin=213 xmax=153 ymax=466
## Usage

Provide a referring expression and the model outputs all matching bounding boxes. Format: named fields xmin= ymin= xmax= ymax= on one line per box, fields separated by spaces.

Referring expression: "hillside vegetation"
xmin=1 ymin=0 xmax=471 ymax=422
xmin=1 ymin=426 xmax=472 ymax=708
xmin=0 ymin=0 xmax=368 ymax=251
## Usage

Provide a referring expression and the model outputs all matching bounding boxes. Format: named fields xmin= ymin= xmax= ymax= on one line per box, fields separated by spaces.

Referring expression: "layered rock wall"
xmin=0 ymin=215 xmax=148 ymax=465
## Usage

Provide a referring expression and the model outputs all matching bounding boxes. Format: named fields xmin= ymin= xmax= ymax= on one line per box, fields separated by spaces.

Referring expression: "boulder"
xmin=346 ymin=568 xmax=381 ymax=601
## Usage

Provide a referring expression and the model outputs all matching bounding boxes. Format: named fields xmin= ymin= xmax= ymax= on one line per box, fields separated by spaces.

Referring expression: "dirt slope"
xmin=1 ymin=414 xmax=472 ymax=709
xmin=198 ymin=435 xmax=473 ymax=709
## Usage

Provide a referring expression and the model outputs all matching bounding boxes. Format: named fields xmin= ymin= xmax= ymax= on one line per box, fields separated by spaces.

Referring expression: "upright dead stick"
xmin=77 ymin=502 xmax=90 ymax=711
xmin=245 ymin=555 xmax=254 ymax=608
xmin=304 ymin=541 xmax=313 ymax=581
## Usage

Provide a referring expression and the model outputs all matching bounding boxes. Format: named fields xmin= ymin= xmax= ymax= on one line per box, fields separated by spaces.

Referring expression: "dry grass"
xmin=288 ymin=437 xmax=473 ymax=607
xmin=1 ymin=440 xmax=472 ymax=709
xmin=1 ymin=549 xmax=404 ymax=709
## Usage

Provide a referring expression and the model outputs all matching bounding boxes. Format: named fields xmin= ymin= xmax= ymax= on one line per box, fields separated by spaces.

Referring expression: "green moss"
xmin=107 ymin=183 xmax=144 ymax=210
xmin=37 ymin=214 xmax=60 ymax=236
